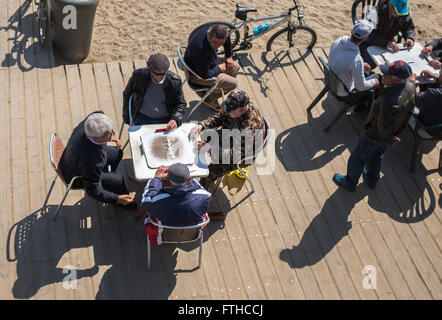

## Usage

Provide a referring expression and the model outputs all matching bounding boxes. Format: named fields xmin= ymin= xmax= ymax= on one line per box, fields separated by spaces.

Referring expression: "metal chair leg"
xmin=211 ymin=176 xmax=223 ymax=195
xmin=52 ymin=177 xmax=79 ymax=221
xmin=118 ymin=120 xmax=125 ymax=140
xmin=42 ymin=173 xmax=58 ymax=213
xmin=185 ymin=86 xmax=218 ymax=121
xmin=198 ymin=235 xmax=203 ymax=269
xmin=147 ymin=236 xmax=151 ymax=270
xmin=410 ymin=134 xmax=421 ymax=173
xmin=307 ymin=87 xmax=328 ymax=112
xmin=121 ymin=139 xmax=129 ymax=152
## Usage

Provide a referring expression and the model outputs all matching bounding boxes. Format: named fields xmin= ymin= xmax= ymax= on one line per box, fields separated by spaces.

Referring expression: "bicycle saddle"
xmin=235 ymin=3 xmax=257 ymax=13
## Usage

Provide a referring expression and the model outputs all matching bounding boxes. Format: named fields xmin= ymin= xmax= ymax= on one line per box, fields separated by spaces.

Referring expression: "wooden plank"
xmin=133 ymin=59 xmax=147 ymax=70
xmin=0 ymin=0 xmax=10 ymax=69
xmin=303 ymin=50 xmax=416 ymax=299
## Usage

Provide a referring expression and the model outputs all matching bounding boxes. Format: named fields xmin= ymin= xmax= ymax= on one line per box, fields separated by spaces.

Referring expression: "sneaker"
xmin=332 ymin=173 xmax=356 ymax=192
xmin=208 ymin=211 xmax=225 ymax=221
xmin=362 ymin=168 xmax=376 ymax=189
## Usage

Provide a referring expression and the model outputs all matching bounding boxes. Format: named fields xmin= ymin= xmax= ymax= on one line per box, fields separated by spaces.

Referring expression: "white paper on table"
xmin=140 ymin=127 xmax=197 ymax=168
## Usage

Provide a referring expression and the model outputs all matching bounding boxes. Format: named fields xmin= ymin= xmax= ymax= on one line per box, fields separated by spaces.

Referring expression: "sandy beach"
xmin=85 ymin=0 xmax=441 ymax=63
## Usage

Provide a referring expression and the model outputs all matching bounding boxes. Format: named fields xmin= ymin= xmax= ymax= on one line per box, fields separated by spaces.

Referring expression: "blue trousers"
xmin=346 ymin=135 xmax=388 ymax=187
xmin=134 ymin=113 xmax=170 ymax=126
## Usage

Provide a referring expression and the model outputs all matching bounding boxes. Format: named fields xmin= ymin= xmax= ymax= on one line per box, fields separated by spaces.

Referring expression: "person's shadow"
xmin=1 ymin=0 xmax=53 ymax=71
xmin=279 ymin=175 xmax=436 ymax=269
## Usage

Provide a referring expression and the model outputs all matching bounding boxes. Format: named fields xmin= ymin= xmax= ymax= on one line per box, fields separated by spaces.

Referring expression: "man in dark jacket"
xmin=184 ymin=24 xmax=241 ymax=110
xmin=333 ymin=60 xmax=416 ymax=191
xmin=122 ymin=53 xmax=186 ymax=129
xmin=59 ymin=111 xmax=136 ymax=208
xmin=141 ymin=163 xmax=211 ymax=244
xmin=360 ymin=0 xmax=415 ymax=68
xmin=414 ymin=69 xmax=442 ymax=136
xmin=421 ymin=38 xmax=442 ymax=70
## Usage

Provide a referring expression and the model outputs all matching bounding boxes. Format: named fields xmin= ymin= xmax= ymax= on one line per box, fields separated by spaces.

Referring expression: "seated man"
xmin=333 ymin=60 xmax=416 ymax=191
xmin=360 ymin=0 xmax=415 ymax=68
xmin=421 ymin=38 xmax=442 ymax=70
xmin=328 ymin=19 xmax=380 ymax=110
xmin=414 ymin=68 xmax=442 ymax=136
xmin=122 ymin=53 xmax=186 ymax=129
xmin=59 ymin=111 xmax=136 ymax=209
xmin=192 ymin=90 xmax=266 ymax=189
xmin=140 ymin=163 xmax=211 ymax=245
xmin=184 ymin=23 xmax=241 ymax=110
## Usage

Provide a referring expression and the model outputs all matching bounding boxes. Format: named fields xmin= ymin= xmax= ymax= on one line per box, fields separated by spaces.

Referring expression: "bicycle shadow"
xmin=0 ymin=0 xmax=53 ymax=71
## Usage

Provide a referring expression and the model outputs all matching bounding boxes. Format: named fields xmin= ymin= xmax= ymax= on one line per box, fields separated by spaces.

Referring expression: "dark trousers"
xmin=73 ymin=146 xmax=128 ymax=195
xmin=345 ymin=135 xmax=388 ymax=187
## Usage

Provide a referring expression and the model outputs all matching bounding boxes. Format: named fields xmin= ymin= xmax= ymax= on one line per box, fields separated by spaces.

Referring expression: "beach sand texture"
xmin=85 ymin=0 xmax=441 ymax=63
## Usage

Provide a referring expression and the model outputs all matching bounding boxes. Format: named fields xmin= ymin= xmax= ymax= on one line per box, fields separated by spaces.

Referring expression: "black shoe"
xmin=332 ymin=174 xmax=356 ymax=192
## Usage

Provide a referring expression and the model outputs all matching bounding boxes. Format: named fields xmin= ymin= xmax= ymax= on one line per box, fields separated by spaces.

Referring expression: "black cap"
xmin=148 ymin=53 xmax=170 ymax=74
xmin=167 ymin=163 xmax=190 ymax=185
xmin=221 ymin=90 xmax=250 ymax=113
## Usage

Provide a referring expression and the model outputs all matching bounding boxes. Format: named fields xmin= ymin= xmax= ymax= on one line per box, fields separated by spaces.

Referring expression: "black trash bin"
xmin=51 ymin=0 xmax=100 ymax=63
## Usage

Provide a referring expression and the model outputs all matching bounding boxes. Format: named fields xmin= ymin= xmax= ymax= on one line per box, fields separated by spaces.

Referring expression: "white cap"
xmin=352 ymin=19 xmax=374 ymax=40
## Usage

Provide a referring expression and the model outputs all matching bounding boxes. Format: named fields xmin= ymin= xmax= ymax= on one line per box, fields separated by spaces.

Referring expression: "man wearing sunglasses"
xmin=59 ymin=111 xmax=137 ymax=209
xmin=122 ymin=53 xmax=186 ymax=130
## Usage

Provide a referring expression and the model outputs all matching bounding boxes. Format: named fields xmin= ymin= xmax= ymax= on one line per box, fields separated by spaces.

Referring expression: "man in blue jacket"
xmin=141 ymin=163 xmax=211 ymax=225
xmin=59 ymin=111 xmax=136 ymax=209
xmin=184 ymin=24 xmax=240 ymax=110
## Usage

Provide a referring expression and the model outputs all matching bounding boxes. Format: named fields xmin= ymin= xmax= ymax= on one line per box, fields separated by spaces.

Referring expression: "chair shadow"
xmin=279 ymin=175 xmax=435 ymax=269
xmin=0 ymin=1 xmax=53 ymax=71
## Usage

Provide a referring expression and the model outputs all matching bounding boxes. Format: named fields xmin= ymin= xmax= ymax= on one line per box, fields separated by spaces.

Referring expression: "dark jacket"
xmin=364 ymin=81 xmax=416 ymax=144
xmin=365 ymin=0 xmax=415 ymax=47
xmin=414 ymin=84 xmax=442 ymax=136
xmin=184 ymin=24 xmax=233 ymax=79
xmin=141 ymin=178 xmax=211 ymax=226
xmin=122 ymin=68 xmax=186 ymax=126
xmin=427 ymin=38 xmax=442 ymax=60
xmin=58 ymin=111 xmax=120 ymax=204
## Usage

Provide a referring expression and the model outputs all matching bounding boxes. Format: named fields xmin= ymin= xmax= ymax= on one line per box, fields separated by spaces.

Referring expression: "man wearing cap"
xmin=328 ymin=19 xmax=381 ymax=110
xmin=140 ymin=163 xmax=211 ymax=244
xmin=59 ymin=111 xmax=137 ymax=209
xmin=333 ymin=60 xmax=416 ymax=191
xmin=360 ymin=0 xmax=415 ymax=68
xmin=185 ymin=23 xmax=241 ymax=110
xmin=191 ymin=90 xmax=266 ymax=189
xmin=122 ymin=53 xmax=186 ymax=130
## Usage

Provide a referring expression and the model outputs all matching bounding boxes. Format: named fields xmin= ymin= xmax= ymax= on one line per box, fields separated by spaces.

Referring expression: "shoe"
xmin=362 ymin=168 xmax=376 ymax=189
xmin=332 ymin=174 xmax=356 ymax=192
xmin=116 ymin=201 xmax=138 ymax=210
xmin=208 ymin=211 xmax=225 ymax=221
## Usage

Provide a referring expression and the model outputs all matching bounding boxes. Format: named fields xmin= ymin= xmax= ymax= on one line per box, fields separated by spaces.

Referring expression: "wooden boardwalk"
xmin=0 ymin=0 xmax=441 ymax=301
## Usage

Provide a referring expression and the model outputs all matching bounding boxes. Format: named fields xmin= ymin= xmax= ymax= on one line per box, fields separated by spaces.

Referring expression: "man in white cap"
xmin=328 ymin=19 xmax=381 ymax=112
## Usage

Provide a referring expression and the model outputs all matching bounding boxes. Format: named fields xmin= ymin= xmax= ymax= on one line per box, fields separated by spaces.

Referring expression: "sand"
xmin=84 ymin=0 xmax=441 ymax=64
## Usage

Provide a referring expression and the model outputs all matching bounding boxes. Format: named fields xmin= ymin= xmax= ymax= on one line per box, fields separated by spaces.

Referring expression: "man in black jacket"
xmin=122 ymin=53 xmax=186 ymax=130
xmin=59 ymin=111 xmax=136 ymax=208
xmin=333 ymin=60 xmax=416 ymax=191
xmin=421 ymin=38 xmax=442 ymax=70
xmin=360 ymin=0 xmax=415 ymax=68
xmin=184 ymin=24 xmax=241 ymax=110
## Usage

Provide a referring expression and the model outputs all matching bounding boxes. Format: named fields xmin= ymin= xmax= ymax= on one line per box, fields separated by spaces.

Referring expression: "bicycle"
xmin=34 ymin=0 xmax=51 ymax=46
xmin=188 ymin=0 xmax=317 ymax=55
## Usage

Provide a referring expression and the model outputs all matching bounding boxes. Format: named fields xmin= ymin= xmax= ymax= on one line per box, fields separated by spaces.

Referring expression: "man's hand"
xmin=166 ymin=119 xmax=178 ymax=131
xmin=408 ymin=73 xmax=417 ymax=83
xmin=387 ymin=41 xmax=400 ymax=51
xmin=218 ymin=63 xmax=227 ymax=73
xmin=420 ymin=70 xmax=438 ymax=80
xmin=111 ymin=134 xmax=122 ymax=150
xmin=373 ymin=78 xmax=380 ymax=88
xmin=155 ymin=165 xmax=168 ymax=180
xmin=429 ymin=59 xmax=442 ymax=69
xmin=197 ymin=140 xmax=207 ymax=151
xmin=117 ymin=194 xmax=134 ymax=205
xmin=421 ymin=45 xmax=433 ymax=57
xmin=364 ymin=62 xmax=372 ymax=73
xmin=225 ymin=57 xmax=235 ymax=73
xmin=190 ymin=124 xmax=203 ymax=141
xmin=406 ymin=39 xmax=414 ymax=50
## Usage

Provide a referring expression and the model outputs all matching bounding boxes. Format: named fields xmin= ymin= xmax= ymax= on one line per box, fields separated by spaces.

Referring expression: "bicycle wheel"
xmin=37 ymin=0 xmax=50 ymax=46
xmin=266 ymin=24 xmax=317 ymax=55
xmin=188 ymin=21 xmax=240 ymax=55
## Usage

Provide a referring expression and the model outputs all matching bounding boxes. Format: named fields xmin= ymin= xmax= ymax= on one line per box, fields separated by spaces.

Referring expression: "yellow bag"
xmin=226 ymin=167 xmax=250 ymax=179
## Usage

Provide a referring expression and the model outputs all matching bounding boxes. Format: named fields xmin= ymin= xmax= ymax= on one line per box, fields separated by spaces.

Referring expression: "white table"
xmin=128 ymin=122 xmax=209 ymax=181
xmin=367 ymin=42 xmax=439 ymax=84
